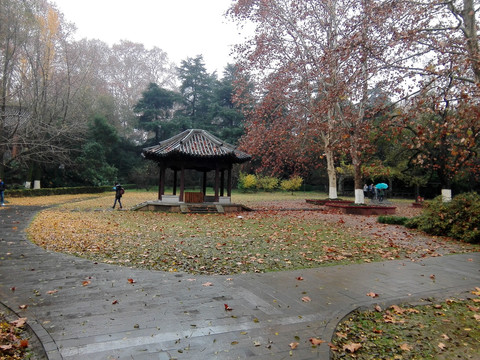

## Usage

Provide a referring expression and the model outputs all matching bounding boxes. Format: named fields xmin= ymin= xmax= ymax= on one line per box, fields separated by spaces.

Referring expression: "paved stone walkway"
xmin=0 ymin=205 xmax=479 ymax=359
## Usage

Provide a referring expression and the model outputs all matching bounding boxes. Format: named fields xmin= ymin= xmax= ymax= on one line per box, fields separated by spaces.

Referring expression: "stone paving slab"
xmin=1 ymin=205 xmax=479 ymax=359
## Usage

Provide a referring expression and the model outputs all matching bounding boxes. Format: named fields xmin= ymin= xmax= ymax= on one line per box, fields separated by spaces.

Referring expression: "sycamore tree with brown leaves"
xmin=229 ymin=0 xmax=420 ymax=203
xmin=235 ymin=67 xmax=319 ymax=177
xmin=230 ymin=0 xmax=351 ymax=199
xmin=387 ymin=0 xmax=480 ymax=200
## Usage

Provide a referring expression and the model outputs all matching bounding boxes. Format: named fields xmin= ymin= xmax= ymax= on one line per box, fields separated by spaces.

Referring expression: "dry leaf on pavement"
xmin=309 ymin=337 xmax=325 ymax=345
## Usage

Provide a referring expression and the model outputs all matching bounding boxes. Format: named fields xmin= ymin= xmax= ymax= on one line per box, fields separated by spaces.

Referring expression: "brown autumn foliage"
xmin=229 ymin=0 xmax=480 ymax=198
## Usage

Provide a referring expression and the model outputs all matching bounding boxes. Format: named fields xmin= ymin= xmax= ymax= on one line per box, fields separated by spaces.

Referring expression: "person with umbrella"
xmin=368 ymin=183 xmax=375 ymax=199
xmin=375 ymin=183 xmax=388 ymax=202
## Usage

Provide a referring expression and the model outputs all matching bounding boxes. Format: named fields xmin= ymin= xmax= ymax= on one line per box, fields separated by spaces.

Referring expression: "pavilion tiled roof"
xmin=142 ymin=129 xmax=251 ymax=163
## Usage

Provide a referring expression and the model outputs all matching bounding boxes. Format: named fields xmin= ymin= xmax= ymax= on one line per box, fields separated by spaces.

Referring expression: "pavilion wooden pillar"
xmin=158 ymin=163 xmax=166 ymax=200
xmin=214 ymin=164 xmax=220 ymax=202
xmin=202 ymin=171 xmax=207 ymax=197
xmin=227 ymin=166 xmax=232 ymax=197
xmin=173 ymin=170 xmax=177 ymax=195
xmin=179 ymin=166 xmax=185 ymax=202
xmin=220 ymin=169 xmax=225 ymax=197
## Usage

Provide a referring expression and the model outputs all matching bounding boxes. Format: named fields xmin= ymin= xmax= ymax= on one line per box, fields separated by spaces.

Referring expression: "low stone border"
xmin=306 ymin=199 xmax=353 ymax=206
xmin=325 ymin=202 xmax=397 ymax=215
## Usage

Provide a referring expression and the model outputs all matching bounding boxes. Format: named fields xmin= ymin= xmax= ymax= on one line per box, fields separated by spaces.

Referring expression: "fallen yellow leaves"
xmin=333 ymin=289 xmax=480 ymax=359
xmin=467 ymin=304 xmax=479 ymax=312
xmin=8 ymin=194 xmax=105 ymax=207
xmin=343 ymin=342 xmax=362 ymax=353
xmin=438 ymin=342 xmax=447 ymax=350
xmin=390 ymin=304 xmax=405 ymax=314
xmin=25 ymin=194 xmax=477 ymax=276
xmin=10 ymin=318 xmax=27 ymax=328
xmin=0 ymin=314 xmax=30 ymax=357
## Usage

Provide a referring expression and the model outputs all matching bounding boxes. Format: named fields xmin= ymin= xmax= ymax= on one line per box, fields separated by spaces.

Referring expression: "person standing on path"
xmin=0 ymin=178 xmax=5 ymax=206
xmin=112 ymin=183 xmax=123 ymax=209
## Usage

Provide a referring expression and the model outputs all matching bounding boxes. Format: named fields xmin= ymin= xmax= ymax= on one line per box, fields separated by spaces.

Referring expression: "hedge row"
xmin=377 ymin=192 xmax=480 ymax=244
xmin=5 ymin=185 xmax=135 ymax=198
xmin=238 ymin=173 xmax=303 ymax=193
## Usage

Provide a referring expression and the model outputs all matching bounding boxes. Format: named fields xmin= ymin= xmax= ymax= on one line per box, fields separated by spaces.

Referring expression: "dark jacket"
xmin=115 ymin=185 xmax=123 ymax=199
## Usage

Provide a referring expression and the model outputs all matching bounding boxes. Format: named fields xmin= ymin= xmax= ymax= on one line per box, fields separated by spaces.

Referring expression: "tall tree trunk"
xmin=460 ymin=0 xmax=480 ymax=83
xmin=352 ymin=143 xmax=364 ymax=204
xmin=0 ymin=105 xmax=5 ymax=178
xmin=352 ymin=0 xmax=370 ymax=204
xmin=325 ymin=145 xmax=337 ymax=199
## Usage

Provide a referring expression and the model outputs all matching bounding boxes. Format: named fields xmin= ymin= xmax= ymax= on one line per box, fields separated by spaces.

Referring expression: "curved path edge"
xmin=1 ymin=205 xmax=479 ymax=359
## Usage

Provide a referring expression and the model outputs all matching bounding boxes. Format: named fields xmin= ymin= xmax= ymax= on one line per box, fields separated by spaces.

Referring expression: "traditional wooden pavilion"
xmin=142 ymin=129 xmax=251 ymax=205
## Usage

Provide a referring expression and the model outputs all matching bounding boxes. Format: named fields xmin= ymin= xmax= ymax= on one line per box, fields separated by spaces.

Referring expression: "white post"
xmin=441 ymin=189 xmax=452 ymax=202
xmin=354 ymin=189 xmax=364 ymax=204
xmin=329 ymin=186 xmax=338 ymax=199
xmin=33 ymin=180 xmax=41 ymax=189
xmin=25 ymin=181 xmax=31 ymax=189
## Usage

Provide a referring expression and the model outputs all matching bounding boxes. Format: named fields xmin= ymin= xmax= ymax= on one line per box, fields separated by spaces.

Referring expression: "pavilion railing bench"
xmin=184 ymin=191 xmax=204 ymax=203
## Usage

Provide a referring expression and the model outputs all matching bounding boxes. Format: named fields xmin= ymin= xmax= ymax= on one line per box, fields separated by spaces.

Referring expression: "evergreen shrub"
xmin=6 ymin=185 xmax=134 ymax=198
xmin=405 ymin=192 xmax=480 ymax=244
xmin=377 ymin=216 xmax=408 ymax=225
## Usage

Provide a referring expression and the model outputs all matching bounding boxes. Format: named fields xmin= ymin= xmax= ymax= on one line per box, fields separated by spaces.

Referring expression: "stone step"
xmin=188 ymin=205 xmax=220 ymax=214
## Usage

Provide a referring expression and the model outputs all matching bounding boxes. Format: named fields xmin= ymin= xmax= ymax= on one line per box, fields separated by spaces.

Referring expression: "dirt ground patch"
xmin=251 ymin=200 xmax=475 ymax=258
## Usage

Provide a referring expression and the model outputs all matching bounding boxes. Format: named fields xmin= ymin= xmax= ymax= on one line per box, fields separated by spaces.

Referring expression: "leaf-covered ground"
xmin=5 ymin=191 xmax=480 ymax=358
xmin=0 ymin=312 xmax=30 ymax=359
xmin=331 ymin=287 xmax=480 ymax=359
xmin=24 ymin=191 xmax=478 ymax=275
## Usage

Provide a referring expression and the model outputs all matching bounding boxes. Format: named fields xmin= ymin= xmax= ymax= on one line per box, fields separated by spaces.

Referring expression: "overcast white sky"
xmin=51 ymin=0 xmax=249 ymax=74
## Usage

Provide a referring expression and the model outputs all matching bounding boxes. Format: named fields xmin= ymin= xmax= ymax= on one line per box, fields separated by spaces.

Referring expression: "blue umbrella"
xmin=375 ymin=183 xmax=388 ymax=190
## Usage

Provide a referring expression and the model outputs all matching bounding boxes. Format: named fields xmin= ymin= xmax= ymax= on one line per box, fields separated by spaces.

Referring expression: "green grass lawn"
xmin=24 ymin=190 xmax=451 ymax=275
xmin=24 ymin=190 xmax=476 ymax=275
